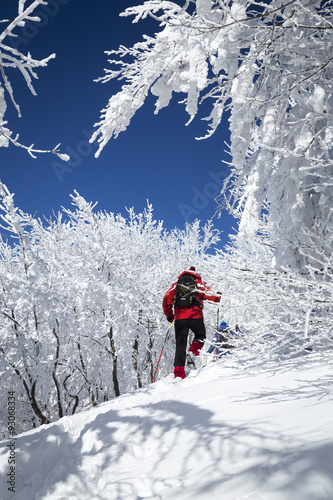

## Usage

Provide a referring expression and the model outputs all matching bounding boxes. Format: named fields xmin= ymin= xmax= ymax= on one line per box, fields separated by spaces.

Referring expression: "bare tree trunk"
xmin=108 ymin=326 xmax=120 ymax=397
xmin=132 ymin=336 xmax=142 ymax=389
xmin=52 ymin=324 xmax=64 ymax=418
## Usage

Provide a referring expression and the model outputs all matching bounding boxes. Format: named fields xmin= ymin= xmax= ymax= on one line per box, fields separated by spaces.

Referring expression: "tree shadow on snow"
xmin=1 ymin=386 xmax=332 ymax=500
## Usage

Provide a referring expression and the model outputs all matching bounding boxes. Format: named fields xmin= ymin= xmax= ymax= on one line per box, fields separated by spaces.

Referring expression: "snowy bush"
xmin=211 ymin=232 xmax=333 ymax=365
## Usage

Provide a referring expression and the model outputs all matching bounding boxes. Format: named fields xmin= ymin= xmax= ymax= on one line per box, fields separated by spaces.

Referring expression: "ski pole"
xmin=216 ymin=307 xmax=220 ymax=361
xmin=152 ymin=322 xmax=173 ymax=383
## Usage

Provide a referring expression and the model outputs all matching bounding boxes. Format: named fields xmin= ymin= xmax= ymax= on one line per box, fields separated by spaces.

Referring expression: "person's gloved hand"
xmin=167 ymin=316 xmax=174 ymax=324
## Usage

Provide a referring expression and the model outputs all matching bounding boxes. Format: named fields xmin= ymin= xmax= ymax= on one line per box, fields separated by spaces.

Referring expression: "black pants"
xmin=174 ymin=318 xmax=206 ymax=367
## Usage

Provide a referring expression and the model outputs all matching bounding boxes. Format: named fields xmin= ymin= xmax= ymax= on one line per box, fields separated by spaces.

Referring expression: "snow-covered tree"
xmin=209 ymin=230 xmax=333 ymax=366
xmin=0 ymin=1 xmax=69 ymax=159
xmin=91 ymin=0 xmax=333 ymax=273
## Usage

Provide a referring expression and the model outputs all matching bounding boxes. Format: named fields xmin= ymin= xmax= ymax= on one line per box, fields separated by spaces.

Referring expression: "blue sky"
xmin=0 ymin=0 xmax=237 ymax=249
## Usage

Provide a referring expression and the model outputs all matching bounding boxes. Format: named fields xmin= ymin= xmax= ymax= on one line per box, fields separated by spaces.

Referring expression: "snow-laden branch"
xmin=0 ymin=123 xmax=69 ymax=160
xmin=0 ymin=0 xmax=69 ymax=160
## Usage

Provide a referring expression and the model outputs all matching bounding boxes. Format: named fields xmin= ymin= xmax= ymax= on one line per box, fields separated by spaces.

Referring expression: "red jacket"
xmin=163 ymin=270 xmax=221 ymax=321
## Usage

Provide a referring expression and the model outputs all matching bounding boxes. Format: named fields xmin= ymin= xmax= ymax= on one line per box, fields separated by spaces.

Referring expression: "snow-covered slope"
xmin=1 ymin=353 xmax=332 ymax=500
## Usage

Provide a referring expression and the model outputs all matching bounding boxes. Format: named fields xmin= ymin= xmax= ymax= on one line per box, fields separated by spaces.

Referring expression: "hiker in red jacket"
xmin=163 ymin=266 xmax=221 ymax=379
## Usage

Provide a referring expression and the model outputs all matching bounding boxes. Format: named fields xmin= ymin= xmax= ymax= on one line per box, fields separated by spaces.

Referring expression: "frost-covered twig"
xmin=0 ymin=124 xmax=70 ymax=160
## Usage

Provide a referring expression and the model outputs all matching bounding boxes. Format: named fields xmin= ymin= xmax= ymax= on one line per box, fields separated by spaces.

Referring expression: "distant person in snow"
xmin=207 ymin=321 xmax=243 ymax=356
xmin=163 ymin=266 xmax=221 ymax=379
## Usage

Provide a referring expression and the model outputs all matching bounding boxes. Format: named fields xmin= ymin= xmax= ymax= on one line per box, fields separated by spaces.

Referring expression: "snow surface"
xmin=1 ymin=352 xmax=333 ymax=500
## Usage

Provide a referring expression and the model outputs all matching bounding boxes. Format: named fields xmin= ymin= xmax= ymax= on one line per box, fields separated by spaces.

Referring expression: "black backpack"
xmin=174 ymin=273 xmax=201 ymax=309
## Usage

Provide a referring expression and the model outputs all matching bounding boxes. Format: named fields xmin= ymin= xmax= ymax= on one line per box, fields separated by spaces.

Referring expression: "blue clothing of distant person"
xmin=207 ymin=321 xmax=242 ymax=355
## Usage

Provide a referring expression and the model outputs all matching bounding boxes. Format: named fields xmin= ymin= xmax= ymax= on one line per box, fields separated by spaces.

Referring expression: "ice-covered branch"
xmin=0 ymin=124 xmax=70 ymax=160
xmin=0 ymin=0 xmax=69 ymax=159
